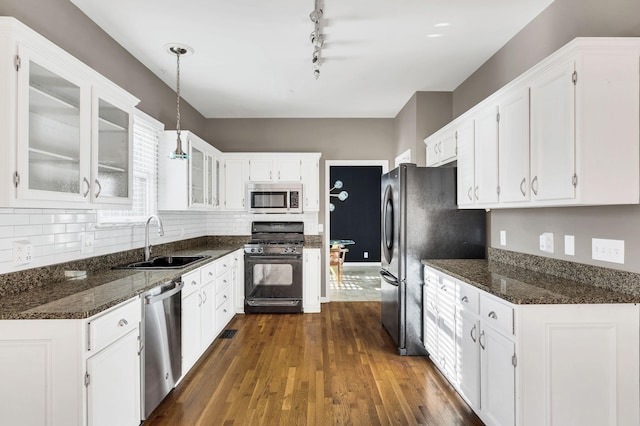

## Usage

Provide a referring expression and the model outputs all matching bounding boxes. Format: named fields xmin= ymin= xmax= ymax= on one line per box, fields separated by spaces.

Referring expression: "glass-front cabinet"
xmin=189 ymin=140 xmax=206 ymax=208
xmin=0 ymin=20 xmax=138 ymax=209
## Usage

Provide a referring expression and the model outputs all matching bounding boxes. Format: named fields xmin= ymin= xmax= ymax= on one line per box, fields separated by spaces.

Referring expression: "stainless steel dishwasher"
xmin=141 ymin=278 xmax=183 ymax=419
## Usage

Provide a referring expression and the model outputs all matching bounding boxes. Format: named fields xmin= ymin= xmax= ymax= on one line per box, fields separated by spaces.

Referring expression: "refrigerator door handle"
xmin=379 ymin=269 xmax=399 ymax=286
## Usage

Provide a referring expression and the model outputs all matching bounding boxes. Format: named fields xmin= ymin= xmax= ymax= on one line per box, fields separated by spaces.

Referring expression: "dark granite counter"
xmin=422 ymin=258 xmax=640 ymax=305
xmin=0 ymin=247 xmax=239 ymax=320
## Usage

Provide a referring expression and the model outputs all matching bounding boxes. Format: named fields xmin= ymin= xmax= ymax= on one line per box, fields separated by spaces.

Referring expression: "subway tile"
xmin=0 ymin=226 xmax=14 ymax=238
xmin=0 ymin=215 xmax=29 ymax=226
xmin=54 ymin=214 xmax=77 ymax=224
xmin=0 ymin=208 xmax=15 ymax=214
xmin=55 ymin=233 xmax=81 ymax=244
xmin=66 ymin=223 xmax=86 ymax=233
xmin=42 ymin=224 xmax=66 ymax=235
xmin=14 ymin=225 xmax=43 ymax=237
xmin=30 ymin=215 xmax=55 ymax=225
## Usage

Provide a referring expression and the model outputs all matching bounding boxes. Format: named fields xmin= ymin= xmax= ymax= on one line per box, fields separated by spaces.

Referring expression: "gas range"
xmin=244 ymin=221 xmax=305 ymax=256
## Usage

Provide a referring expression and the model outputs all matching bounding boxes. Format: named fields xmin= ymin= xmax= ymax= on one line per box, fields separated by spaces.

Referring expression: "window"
xmin=97 ymin=109 xmax=162 ymax=224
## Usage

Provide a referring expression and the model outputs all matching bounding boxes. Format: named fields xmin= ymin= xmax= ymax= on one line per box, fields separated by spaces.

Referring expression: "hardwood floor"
xmin=144 ymin=302 xmax=483 ymax=425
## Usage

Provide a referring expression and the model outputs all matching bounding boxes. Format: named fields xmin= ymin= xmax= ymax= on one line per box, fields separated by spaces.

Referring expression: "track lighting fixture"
xmin=309 ymin=0 xmax=325 ymax=79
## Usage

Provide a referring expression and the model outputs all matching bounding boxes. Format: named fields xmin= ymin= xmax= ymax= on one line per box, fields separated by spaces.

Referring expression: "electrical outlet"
xmin=499 ymin=230 xmax=507 ymax=246
xmin=81 ymin=233 xmax=94 ymax=255
xmin=592 ymin=238 xmax=624 ymax=264
xmin=13 ymin=240 xmax=33 ymax=265
xmin=539 ymin=232 xmax=554 ymax=253
xmin=363 ymin=251 xmax=369 ymax=259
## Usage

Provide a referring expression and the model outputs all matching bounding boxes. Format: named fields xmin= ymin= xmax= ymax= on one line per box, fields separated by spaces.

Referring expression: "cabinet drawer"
xmin=480 ymin=294 xmax=514 ymax=335
xmin=215 ymin=270 xmax=231 ymax=293
xmin=216 ymin=299 xmax=234 ymax=330
xmin=181 ymin=269 xmax=201 ymax=298
xmin=88 ymin=298 xmax=140 ymax=353
xmin=215 ymin=255 xmax=232 ymax=276
xmin=457 ymin=282 xmax=480 ymax=315
xmin=215 ymin=285 xmax=232 ymax=308
xmin=201 ymin=262 xmax=217 ymax=283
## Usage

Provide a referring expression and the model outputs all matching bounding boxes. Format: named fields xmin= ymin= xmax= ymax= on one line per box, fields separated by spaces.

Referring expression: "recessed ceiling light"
xmin=427 ymin=33 xmax=443 ymax=38
xmin=434 ymin=22 xmax=451 ymax=27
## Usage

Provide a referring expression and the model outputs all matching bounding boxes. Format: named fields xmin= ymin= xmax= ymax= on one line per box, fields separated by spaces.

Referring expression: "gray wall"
xmin=452 ymin=0 xmax=640 ymax=273
xmin=392 ymin=92 xmax=453 ymax=167
xmin=0 ymin=0 xmax=207 ymax=135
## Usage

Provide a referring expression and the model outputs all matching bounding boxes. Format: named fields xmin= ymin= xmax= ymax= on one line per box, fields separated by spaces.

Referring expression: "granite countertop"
xmin=0 ymin=247 xmax=239 ymax=320
xmin=422 ymin=258 xmax=640 ymax=305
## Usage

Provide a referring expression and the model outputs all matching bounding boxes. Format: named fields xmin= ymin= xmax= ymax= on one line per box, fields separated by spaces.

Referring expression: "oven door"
xmin=244 ymin=254 xmax=303 ymax=312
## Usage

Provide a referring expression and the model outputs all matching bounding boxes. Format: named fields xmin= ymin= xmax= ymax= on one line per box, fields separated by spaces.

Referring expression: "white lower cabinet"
xmin=424 ymin=265 xmax=640 ymax=426
xmin=232 ymin=249 xmax=245 ymax=314
xmin=86 ymin=329 xmax=141 ymax=426
xmin=0 ymin=296 xmax=142 ymax=426
xmin=303 ymin=248 xmax=321 ymax=313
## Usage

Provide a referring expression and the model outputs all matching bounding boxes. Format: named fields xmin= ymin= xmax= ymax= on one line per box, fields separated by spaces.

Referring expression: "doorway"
xmin=324 ymin=160 xmax=388 ymax=302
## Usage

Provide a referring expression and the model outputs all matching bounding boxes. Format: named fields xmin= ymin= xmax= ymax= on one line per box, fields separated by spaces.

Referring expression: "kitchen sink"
xmin=116 ymin=255 xmax=210 ymax=270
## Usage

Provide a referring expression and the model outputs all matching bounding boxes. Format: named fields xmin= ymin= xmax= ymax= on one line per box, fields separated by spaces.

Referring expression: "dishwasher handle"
xmin=144 ymin=281 xmax=184 ymax=304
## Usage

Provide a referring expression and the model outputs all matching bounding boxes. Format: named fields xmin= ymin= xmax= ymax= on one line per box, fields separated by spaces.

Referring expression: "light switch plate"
xmin=499 ymin=230 xmax=506 ymax=246
xmin=564 ymin=235 xmax=575 ymax=256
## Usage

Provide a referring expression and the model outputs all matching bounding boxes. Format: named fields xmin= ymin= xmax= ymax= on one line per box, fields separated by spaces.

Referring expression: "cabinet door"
xmin=425 ymin=138 xmax=440 ymax=166
xmin=456 ymin=120 xmax=475 ymax=206
xmin=303 ymin=249 xmax=321 ymax=312
xmin=474 ymin=105 xmax=499 ymax=205
xmin=248 ymin=158 xmax=273 ymax=181
xmin=189 ymin=141 xmax=206 ymax=208
xmin=498 ymin=87 xmax=530 ymax=203
xmin=530 ymin=58 xmax=576 ymax=202
xmin=200 ymin=281 xmax=216 ymax=346
xmin=91 ymin=91 xmax=133 ymax=206
xmin=423 ymin=277 xmax=438 ymax=356
xmin=223 ymin=158 xmax=247 ymax=210
xmin=181 ymin=289 xmax=201 ymax=373
xmin=86 ymin=329 xmax=141 ymax=426
xmin=440 ymin=131 xmax=457 ymax=164
xmin=16 ymin=45 xmax=91 ymax=204
xmin=437 ymin=277 xmax=457 ymax=380
xmin=277 ymin=158 xmax=302 ymax=182
xmin=458 ymin=313 xmax=480 ymax=408
xmin=480 ymin=326 xmax=516 ymax=426
xmin=302 ymin=158 xmax=319 ymax=211
xmin=233 ymin=250 xmax=245 ymax=313
xmin=205 ymin=153 xmax=220 ymax=209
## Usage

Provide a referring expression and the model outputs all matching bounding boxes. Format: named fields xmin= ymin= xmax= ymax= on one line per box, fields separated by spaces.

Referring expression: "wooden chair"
xmin=329 ymin=247 xmax=349 ymax=285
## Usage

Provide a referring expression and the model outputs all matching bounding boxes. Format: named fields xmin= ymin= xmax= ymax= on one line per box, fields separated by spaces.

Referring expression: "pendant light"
xmin=165 ymin=43 xmax=194 ymax=159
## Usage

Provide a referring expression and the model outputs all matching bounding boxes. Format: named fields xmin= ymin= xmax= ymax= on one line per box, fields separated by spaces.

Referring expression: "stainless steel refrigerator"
xmin=380 ymin=164 xmax=486 ymax=355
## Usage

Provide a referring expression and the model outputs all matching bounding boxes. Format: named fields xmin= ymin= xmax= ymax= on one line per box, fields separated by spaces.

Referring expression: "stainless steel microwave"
xmin=247 ymin=183 xmax=303 ymax=213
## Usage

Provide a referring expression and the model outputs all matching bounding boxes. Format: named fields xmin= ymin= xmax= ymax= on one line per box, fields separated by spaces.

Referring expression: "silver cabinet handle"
xmin=479 ymin=330 xmax=486 ymax=350
xmin=223 ymin=295 xmax=228 ymax=300
xmin=519 ymin=177 xmax=526 ymax=196
xmin=202 ymin=292 xmax=207 ymax=304
xmin=474 ymin=186 xmax=479 ymax=200
xmin=467 ymin=187 xmax=473 ymax=201
xmin=94 ymin=179 xmax=102 ymax=198
xmin=269 ymin=171 xmax=272 ymax=180
xmin=470 ymin=324 xmax=477 ymax=343
xmin=118 ymin=319 xmax=128 ymax=327
xmin=531 ymin=176 xmax=538 ymax=195
xmin=488 ymin=311 xmax=498 ymax=319
xmin=461 ymin=296 xmax=469 ymax=303
xmin=209 ymin=271 xmax=213 ymax=276
xmin=191 ymin=280 xmax=197 ymax=286
xmin=198 ymin=293 xmax=203 ymax=307
xmin=82 ymin=177 xmax=90 ymax=198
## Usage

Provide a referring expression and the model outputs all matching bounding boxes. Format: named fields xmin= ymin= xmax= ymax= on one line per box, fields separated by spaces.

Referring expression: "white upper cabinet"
xmin=425 ymin=128 xmax=457 ymax=167
xmin=456 ymin=120 xmax=476 ymax=207
xmin=248 ymin=156 xmax=303 ymax=182
xmin=473 ymin=105 xmax=500 ymax=206
xmin=301 ymin=157 xmax=320 ymax=211
xmin=158 ymin=131 xmax=222 ymax=211
xmin=222 ymin=157 xmax=248 ymax=211
xmin=497 ymin=87 xmax=530 ymax=203
xmin=530 ymin=57 xmax=576 ymax=203
xmin=0 ymin=18 xmax=138 ymax=209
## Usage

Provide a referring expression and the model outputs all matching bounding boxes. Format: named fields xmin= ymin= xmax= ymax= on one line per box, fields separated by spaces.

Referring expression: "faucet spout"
xmin=144 ymin=215 xmax=165 ymax=261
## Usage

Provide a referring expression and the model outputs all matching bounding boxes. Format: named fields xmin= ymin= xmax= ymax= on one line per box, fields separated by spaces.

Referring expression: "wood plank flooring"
xmin=144 ymin=302 xmax=483 ymax=425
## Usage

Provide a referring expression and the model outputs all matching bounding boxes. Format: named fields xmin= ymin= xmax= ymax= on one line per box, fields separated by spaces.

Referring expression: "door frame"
xmin=323 ymin=160 xmax=389 ymax=302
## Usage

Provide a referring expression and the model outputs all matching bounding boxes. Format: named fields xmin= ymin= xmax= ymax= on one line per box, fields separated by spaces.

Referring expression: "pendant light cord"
xmin=176 ymin=49 xmax=181 ymax=139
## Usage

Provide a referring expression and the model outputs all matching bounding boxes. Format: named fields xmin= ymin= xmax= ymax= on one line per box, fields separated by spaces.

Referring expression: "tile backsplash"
xmin=0 ymin=208 xmax=318 ymax=275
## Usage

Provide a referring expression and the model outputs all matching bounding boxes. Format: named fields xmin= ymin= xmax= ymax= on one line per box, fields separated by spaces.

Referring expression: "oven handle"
xmin=245 ymin=255 xmax=302 ymax=261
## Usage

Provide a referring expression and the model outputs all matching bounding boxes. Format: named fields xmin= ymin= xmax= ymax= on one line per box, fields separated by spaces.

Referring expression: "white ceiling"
xmin=71 ymin=0 xmax=554 ymax=118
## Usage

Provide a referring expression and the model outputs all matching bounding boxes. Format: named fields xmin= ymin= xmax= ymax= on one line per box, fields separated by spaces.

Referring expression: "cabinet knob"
xmin=118 ymin=319 xmax=128 ymax=327
xmin=488 ymin=311 xmax=498 ymax=319
xmin=192 ymin=280 xmax=197 ymax=286
xmin=209 ymin=271 xmax=213 ymax=276
xmin=461 ymin=296 xmax=469 ymax=303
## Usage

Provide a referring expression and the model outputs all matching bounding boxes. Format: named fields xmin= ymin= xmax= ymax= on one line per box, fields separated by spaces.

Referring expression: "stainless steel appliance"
xmin=380 ymin=164 xmax=486 ymax=355
xmin=247 ymin=182 xmax=303 ymax=213
xmin=141 ymin=278 xmax=183 ymax=418
xmin=244 ymin=221 xmax=304 ymax=313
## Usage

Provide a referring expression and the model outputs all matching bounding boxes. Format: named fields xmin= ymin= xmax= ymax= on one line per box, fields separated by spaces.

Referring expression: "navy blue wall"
xmin=329 ymin=166 xmax=382 ymax=262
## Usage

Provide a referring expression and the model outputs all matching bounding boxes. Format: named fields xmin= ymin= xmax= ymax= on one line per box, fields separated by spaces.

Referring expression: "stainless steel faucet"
xmin=144 ymin=215 xmax=165 ymax=261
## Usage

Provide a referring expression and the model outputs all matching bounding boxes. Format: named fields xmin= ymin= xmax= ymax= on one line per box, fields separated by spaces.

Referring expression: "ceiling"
xmin=71 ymin=0 xmax=554 ymax=118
